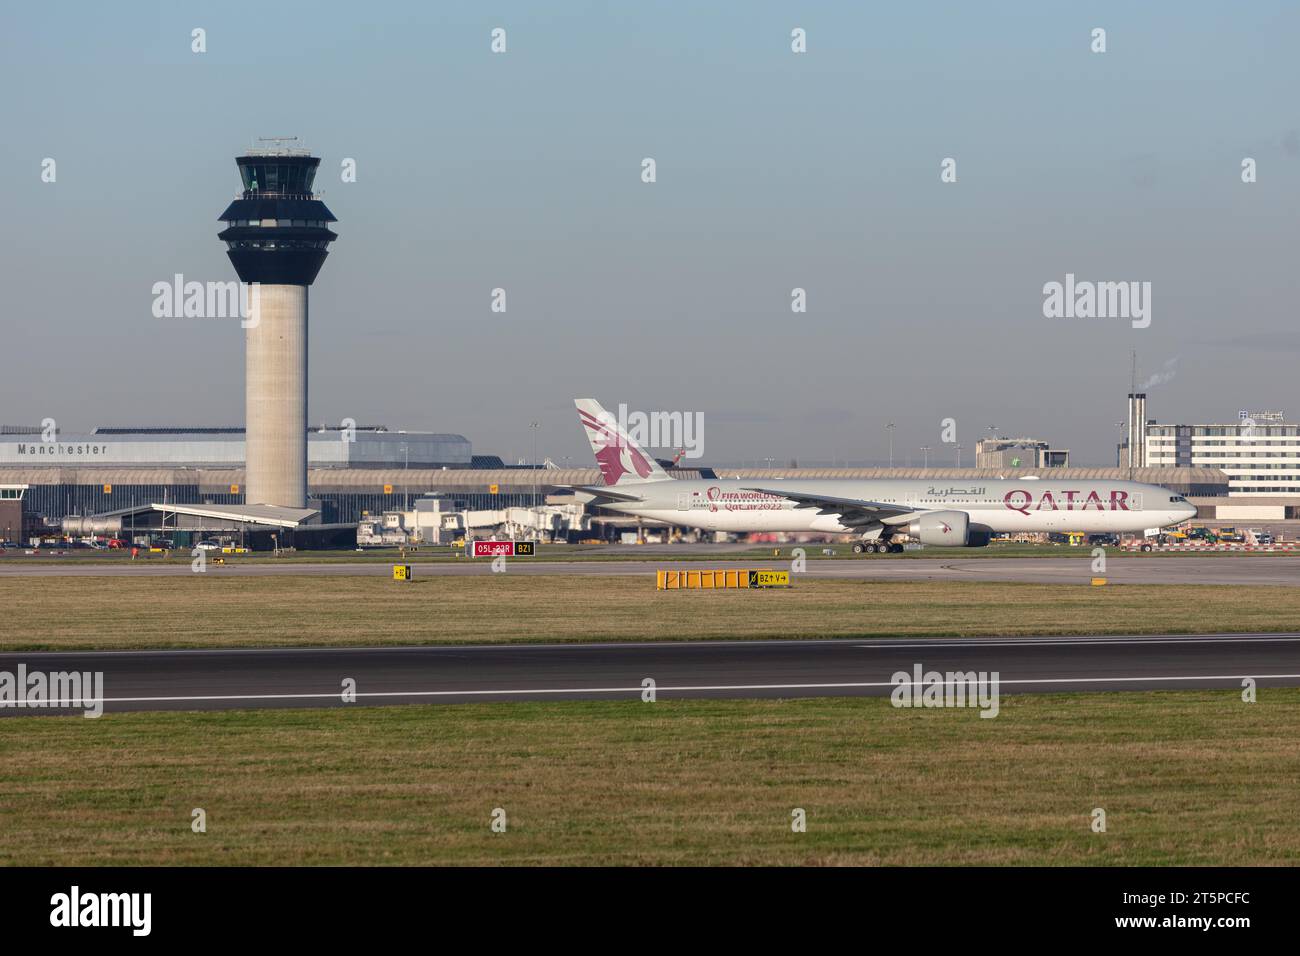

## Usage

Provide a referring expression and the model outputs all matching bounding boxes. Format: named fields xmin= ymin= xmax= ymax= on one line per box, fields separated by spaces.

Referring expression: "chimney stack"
xmin=1127 ymin=393 xmax=1147 ymax=469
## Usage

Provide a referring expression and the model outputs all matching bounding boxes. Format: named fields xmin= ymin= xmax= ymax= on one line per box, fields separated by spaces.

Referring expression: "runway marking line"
xmin=8 ymin=674 xmax=1300 ymax=708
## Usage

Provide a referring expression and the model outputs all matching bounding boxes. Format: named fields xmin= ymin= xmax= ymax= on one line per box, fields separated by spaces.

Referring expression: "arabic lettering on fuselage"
xmin=926 ymin=487 xmax=986 ymax=497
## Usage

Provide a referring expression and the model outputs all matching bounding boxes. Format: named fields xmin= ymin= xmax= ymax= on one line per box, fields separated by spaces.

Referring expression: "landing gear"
xmin=853 ymin=540 xmax=902 ymax=555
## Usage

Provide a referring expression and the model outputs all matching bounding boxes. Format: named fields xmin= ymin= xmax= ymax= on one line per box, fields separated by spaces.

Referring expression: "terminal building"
xmin=0 ymin=423 xmax=476 ymax=546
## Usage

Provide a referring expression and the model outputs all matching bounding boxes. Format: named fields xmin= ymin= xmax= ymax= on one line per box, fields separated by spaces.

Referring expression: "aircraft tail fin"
xmin=574 ymin=399 xmax=671 ymax=486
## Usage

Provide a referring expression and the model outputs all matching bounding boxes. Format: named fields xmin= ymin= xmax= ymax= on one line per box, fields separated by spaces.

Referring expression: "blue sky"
xmin=2 ymin=1 xmax=1297 ymax=465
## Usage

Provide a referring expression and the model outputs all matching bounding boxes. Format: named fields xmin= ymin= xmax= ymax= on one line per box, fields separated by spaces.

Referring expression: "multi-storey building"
xmin=1144 ymin=412 xmax=1300 ymax=497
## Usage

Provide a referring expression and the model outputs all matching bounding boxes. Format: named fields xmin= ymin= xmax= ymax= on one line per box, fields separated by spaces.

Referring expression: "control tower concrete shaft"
xmin=217 ymin=141 xmax=337 ymax=508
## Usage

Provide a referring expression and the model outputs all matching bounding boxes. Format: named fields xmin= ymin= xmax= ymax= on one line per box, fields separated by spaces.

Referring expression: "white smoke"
xmin=1139 ymin=357 xmax=1178 ymax=390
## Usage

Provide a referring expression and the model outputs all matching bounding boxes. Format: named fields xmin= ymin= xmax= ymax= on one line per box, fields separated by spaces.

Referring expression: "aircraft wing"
xmin=571 ymin=485 xmax=647 ymax=503
xmin=740 ymin=487 xmax=917 ymax=523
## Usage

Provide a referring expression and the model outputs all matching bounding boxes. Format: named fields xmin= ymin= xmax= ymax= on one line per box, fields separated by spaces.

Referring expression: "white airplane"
xmin=571 ymin=399 xmax=1197 ymax=552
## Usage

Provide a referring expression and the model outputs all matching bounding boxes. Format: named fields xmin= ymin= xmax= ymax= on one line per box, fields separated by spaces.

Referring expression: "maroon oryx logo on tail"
xmin=575 ymin=400 xmax=660 ymax=486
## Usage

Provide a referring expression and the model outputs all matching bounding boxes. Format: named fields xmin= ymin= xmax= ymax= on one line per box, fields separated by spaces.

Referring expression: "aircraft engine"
xmin=905 ymin=511 xmax=991 ymax=547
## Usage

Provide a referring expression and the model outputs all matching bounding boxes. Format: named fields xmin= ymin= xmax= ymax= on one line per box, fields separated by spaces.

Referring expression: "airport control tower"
xmin=218 ymin=138 xmax=337 ymax=508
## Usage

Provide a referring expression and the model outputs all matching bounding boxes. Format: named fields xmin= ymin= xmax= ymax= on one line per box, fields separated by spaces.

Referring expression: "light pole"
xmin=401 ymin=443 xmax=409 ymax=511
xmin=887 ymin=423 xmax=895 ymax=468
xmin=920 ymin=445 xmax=931 ymax=470
xmin=955 ymin=443 xmax=963 ymax=468
xmin=529 ymin=422 xmax=540 ymax=539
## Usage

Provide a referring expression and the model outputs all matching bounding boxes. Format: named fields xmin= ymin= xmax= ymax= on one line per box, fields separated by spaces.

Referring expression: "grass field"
xmin=2 ymin=691 xmax=1295 ymax=865
xmin=2 ymin=576 xmax=1299 ymax=652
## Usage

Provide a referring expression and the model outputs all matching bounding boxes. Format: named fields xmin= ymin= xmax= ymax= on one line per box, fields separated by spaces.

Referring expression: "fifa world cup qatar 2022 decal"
xmin=706 ymin=487 xmax=783 ymax=512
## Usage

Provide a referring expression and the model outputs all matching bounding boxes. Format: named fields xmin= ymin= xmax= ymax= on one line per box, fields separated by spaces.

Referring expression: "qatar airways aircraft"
xmin=571 ymin=399 xmax=1196 ymax=552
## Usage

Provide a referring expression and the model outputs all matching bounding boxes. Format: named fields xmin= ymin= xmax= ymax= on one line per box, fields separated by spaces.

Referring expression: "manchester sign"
xmin=12 ymin=442 xmax=110 ymax=458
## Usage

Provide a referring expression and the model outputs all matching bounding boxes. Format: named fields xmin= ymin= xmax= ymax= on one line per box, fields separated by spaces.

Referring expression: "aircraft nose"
xmin=1181 ymin=503 xmax=1197 ymax=521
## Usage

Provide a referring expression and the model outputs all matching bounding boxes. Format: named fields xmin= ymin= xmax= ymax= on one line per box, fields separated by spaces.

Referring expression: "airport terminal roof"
xmin=61 ymin=501 xmax=320 ymax=528
xmin=77 ymin=426 xmax=468 ymax=441
xmin=0 ymin=464 xmax=1230 ymax=494
xmin=152 ymin=503 xmax=319 ymax=528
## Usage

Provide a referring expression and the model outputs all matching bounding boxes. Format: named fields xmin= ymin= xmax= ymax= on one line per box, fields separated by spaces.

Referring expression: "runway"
xmin=3 ymin=633 xmax=1298 ymax=715
xmin=1 ymin=555 xmax=1298 ymax=585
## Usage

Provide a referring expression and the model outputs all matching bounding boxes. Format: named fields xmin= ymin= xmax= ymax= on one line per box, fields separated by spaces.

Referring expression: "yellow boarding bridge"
xmin=656 ymin=568 xmax=791 ymax=590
